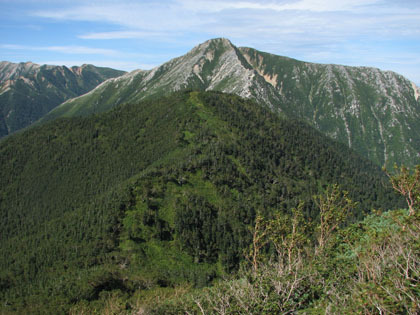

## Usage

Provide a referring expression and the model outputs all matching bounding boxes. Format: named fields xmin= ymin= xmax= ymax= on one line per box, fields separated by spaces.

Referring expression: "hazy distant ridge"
xmin=0 ymin=61 xmax=125 ymax=137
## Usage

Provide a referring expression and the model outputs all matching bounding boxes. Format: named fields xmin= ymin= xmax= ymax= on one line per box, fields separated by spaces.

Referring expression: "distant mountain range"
xmin=0 ymin=61 xmax=125 ymax=138
xmin=39 ymin=38 xmax=420 ymax=168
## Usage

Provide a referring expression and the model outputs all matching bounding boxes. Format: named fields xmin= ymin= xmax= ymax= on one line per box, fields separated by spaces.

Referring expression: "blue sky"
xmin=1 ymin=0 xmax=420 ymax=84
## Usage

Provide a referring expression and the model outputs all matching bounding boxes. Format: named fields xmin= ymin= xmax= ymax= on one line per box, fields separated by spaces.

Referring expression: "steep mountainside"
xmin=240 ymin=47 xmax=420 ymax=169
xmin=0 ymin=61 xmax=125 ymax=137
xmin=43 ymin=38 xmax=420 ymax=168
xmin=0 ymin=91 xmax=401 ymax=313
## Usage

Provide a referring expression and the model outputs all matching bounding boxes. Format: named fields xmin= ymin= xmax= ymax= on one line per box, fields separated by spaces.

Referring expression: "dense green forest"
xmin=0 ymin=91 xmax=408 ymax=313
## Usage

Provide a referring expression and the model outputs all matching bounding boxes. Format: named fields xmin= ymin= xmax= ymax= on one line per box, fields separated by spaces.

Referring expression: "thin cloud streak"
xmin=1 ymin=44 xmax=119 ymax=56
xmin=33 ymin=2 xmax=206 ymax=31
xmin=79 ymin=30 xmax=166 ymax=40
xmin=178 ymin=0 xmax=381 ymax=13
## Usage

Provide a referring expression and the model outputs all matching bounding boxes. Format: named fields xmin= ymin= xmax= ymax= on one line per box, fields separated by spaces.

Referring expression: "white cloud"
xmin=45 ymin=46 xmax=118 ymax=56
xmin=79 ymin=30 xmax=165 ymax=40
xmin=1 ymin=44 xmax=118 ymax=56
xmin=1 ymin=44 xmax=27 ymax=50
xmin=32 ymin=1 xmax=204 ymax=31
xmin=178 ymin=0 xmax=381 ymax=13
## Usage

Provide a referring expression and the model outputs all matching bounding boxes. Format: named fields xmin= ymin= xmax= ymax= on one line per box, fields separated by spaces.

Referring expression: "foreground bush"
xmin=143 ymin=209 xmax=419 ymax=314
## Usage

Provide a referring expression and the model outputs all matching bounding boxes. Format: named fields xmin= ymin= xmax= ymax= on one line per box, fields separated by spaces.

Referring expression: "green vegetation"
xmin=145 ymin=166 xmax=419 ymax=314
xmin=0 ymin=91 xmax=405 ymax=313
xmin=384 ymin=164 xmax=420 ymax=216
xmin=146 ymin=208 xmax=419 ymax=314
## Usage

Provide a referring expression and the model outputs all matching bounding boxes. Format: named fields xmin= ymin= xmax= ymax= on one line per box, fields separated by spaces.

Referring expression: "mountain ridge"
xmin=0 ymin=90 xmax=403 ymax=313
xmin=41 ymin=38 xmax=420 ymax=168
xmin=0 ymin=61 xmax=125 ymax=138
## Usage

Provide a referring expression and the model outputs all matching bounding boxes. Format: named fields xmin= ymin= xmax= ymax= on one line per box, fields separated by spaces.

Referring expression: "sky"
xmin=1 ymin=0 xmax=420 ymax=85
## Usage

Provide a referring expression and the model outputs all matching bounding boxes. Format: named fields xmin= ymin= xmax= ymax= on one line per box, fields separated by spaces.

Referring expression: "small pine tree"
xmin=384 ymin=164 xmax=420 ymax=216
xmin=313 ymin=184 xmax=357 ymax=252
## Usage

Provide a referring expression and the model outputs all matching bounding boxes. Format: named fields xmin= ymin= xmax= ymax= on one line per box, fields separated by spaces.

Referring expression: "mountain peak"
xmin=0 ymin=61 xmax=40 ymax=82
xmin=201 ymin=37 xmax=234 ymax=47
xmin=39 ymin=39 xmax=420 ymax=168
xmin=189 ymin=37 xmax=236 ymax=57
xmin=21 ymin=61 xmax=38 ymax=66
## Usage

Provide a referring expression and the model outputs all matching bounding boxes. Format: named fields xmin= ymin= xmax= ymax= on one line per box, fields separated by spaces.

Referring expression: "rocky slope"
xmin=42 ymin=38 xmax=420 ymax=168
xmin=0 ymin=61 xmax=125 ymax=137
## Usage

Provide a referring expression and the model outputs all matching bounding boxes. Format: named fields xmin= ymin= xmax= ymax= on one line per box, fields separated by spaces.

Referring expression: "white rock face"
xmin=0 ymin=61 xmax=40 ymax=82
xmin=412 ymin=82 xmax=420 ymax=101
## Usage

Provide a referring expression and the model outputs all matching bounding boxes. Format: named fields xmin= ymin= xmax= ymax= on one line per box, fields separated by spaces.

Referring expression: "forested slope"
xmin=0 ymin=91 xmax=402 ymax=313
